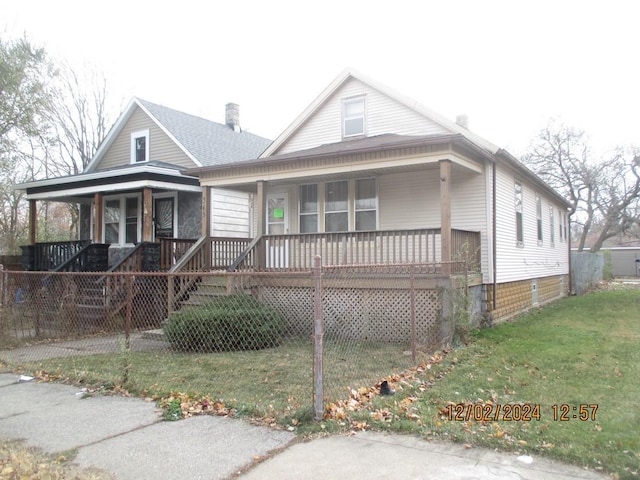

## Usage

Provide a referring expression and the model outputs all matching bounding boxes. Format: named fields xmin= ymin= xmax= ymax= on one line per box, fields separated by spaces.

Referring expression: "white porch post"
xmin=255 ymin=180 xmax=266 ymax=270
xmin=201 ymin=186 xmax=211 ymax=237
xmin=440 ymin=160 xmax=452 ymax=274
xmin=201 ymin=186 xmax=211 ymax=268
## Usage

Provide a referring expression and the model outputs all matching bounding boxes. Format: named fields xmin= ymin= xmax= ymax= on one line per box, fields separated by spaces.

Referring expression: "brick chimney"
xmin=225 ymin=103 xmax=240 ymax=132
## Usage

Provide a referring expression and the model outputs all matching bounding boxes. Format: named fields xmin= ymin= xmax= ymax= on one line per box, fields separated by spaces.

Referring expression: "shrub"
xmin=164 ymin=294 xmax=285 ymax=352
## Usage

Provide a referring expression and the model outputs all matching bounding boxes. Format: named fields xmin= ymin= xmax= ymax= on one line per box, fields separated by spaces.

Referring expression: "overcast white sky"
xmin=3 ymin=0 xmax=638 ymax=157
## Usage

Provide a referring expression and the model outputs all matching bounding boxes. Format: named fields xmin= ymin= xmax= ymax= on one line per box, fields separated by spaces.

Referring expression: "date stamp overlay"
xmin=442 ymin=403 xmax=598 ymax=422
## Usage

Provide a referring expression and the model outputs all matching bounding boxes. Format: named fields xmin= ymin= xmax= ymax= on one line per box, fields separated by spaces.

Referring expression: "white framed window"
xmin=103 ymin=194 xmax=141 ymax=245
xmin=558 ymin=208 xmax=564 ymax=242
xmin=299 ymin=178 xmax=377 ymax=233
xmin=536 ymin=195 xmax=543 ymax=244
xmin=325 ymin=180 xmax=348 ymax=232
xmin=299 ymin=184 xmax=318 ymax=233
xmin=355 ymin=178 xmax=377 ymax=231
xmin=131 ymin=129 xmax=149 ymax=163
xmin=342 ymin=96 xmax=365 ymax=138
xmin=515 ymin=181 xmax=523 ymax=246
xmin=549 ymin=204 xmax=555 ymax=246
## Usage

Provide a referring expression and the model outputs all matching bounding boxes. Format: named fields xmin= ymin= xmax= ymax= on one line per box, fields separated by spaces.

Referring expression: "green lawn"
xmin=19 ymin=338 xmax=413 ymax=422
xmin=9 ymin=288 xmax=639 ymax=478
xmin=346 ymin=288 xmax=639 ymax=479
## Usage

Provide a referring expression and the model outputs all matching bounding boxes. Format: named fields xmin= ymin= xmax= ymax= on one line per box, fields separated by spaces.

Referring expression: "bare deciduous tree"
xmin=42 ymin=60 xmax=117 ymax=238
xmin=523 ymin=119 xmax=640 ymax=251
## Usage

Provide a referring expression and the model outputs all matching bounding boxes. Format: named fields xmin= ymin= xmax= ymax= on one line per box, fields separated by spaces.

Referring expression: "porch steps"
xmin=75 ymin=285 xmax=107 ymax=327
xmin=178 ymin=275 xmax=229 ymax=310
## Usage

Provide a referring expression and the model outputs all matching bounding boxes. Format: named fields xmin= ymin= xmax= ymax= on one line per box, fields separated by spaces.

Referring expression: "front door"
xmin=266 ymin=193 xmax=288 ymax=267
xmin=154 ymin=197 xmax=175 ymax=239
xmin=266 ymin=193 xmax=288 ymax=235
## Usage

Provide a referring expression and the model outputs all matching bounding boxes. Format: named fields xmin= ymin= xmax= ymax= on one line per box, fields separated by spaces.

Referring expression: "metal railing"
xmin=21 ymin=240 xmax=90 ymax=271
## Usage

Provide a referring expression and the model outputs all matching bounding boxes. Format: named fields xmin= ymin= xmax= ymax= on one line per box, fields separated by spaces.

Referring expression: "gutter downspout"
xmin=492 ymin=161 xmax=497 ymax=312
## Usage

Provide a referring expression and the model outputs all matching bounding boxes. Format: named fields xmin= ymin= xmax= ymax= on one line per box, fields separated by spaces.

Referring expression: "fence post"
xmin=167 ymin=273 xmax=174 ymax=317
xmin=125 ymin=274 xmax=132 ymax=349
xmin=123 ymin=274 xmax=133 ymax=385
xmin=410 ymin=264 xmax=416 ymax=363
xmin=312 ymin=255 xmax=324 ymax=421
xmin=0 ymin=264 xmax=4 ymax=306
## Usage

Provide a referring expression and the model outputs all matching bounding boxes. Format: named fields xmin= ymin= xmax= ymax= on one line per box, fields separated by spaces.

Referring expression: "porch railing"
xmin=105 ymin=242 xmax=160 ymax=319
xmin=158 ymin=237 xmax=198 ymax=271
xmin=167 ymin=236 xmax=252 ymax=311
xmin=21 ymin=240 xmax=90 ymax=271
xmin=229 ymin=228 xmax=481 ymax=272
xmin=53 ymin=243 xmax=110 ymax=272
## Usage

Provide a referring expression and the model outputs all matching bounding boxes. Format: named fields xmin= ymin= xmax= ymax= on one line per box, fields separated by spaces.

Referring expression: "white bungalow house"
xmin=184 ymin=69 xmax=571 ymax=321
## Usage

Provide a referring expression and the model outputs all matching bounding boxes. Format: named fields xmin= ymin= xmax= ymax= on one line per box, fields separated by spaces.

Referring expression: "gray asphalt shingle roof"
xmin=137 ymin=99 xmax=272 ymax=166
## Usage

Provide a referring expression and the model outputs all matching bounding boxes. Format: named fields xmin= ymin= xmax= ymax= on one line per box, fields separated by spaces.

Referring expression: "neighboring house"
xmin=185 ymin=69 xmax=571 ymax=321
xmin=16 ymin=98 xmax=271 ymax=269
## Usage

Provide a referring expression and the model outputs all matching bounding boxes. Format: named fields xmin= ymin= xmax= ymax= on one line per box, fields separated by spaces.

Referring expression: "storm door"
xmin=154 ymin=197 xmax=175 ymax=239
xmin=266 ymin=193 xmax=289 ymax=268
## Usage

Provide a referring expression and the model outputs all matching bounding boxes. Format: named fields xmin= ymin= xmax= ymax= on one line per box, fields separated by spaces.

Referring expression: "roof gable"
xmin=261 ymin=68 xmax=499 ymax=158
xmin=85 ymin=98 xmax=272 ymax=173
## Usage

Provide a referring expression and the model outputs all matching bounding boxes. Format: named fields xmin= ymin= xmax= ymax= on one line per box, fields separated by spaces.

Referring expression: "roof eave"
xmin=495 ymin=148 xmax=572 ymax=209
xmin=184 ymin=134 xmax=491 ymax=177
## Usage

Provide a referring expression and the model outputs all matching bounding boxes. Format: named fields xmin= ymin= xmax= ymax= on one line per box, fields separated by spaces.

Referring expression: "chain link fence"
xmin=0 ymin=262 xmax=459 ymax=422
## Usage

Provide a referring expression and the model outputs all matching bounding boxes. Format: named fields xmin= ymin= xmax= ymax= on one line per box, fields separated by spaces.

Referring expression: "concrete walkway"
xmin=0 ymin=373 xmax=607 ymax=480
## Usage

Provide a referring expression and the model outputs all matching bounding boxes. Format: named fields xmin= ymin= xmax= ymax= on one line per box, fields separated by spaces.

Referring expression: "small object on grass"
xmin=380 ymin=380 xmax=395 ymax=396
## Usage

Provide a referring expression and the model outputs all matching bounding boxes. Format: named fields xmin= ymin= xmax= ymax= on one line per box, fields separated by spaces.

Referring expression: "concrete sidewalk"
xmin=0 ymin=373 xmax=607 ymax=480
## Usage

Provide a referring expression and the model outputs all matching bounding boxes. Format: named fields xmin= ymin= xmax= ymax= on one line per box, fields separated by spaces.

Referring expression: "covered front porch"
xmin=181 ymin=134 xmax=489 ymax=279
xmin=16 ymin=162 xmax=202 ymax=271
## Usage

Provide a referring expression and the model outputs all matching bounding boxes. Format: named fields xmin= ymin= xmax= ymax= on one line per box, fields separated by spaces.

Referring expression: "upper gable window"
xmin=131 ymin=130 xmax=149 ymax=163
xmin=342 ymin=96 xmax=366 ymax=138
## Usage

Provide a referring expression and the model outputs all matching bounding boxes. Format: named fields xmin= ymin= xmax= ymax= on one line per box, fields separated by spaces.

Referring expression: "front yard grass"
xmin=7 ymin=288 xmax=639 ymax=478
xmin=19 ymin=338 xmax=412 ymax=422
xmin=345 ymin=288 xmax=639 ymax=479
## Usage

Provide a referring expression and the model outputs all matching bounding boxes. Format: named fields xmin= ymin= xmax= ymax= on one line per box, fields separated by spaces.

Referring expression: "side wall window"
xmin=515 ymin=181 xmax=524 ymax=246
xmin=536 ymin=195 xmax=543 ymax=243
xmin=549 ymin=204 xmax=555 ymax=246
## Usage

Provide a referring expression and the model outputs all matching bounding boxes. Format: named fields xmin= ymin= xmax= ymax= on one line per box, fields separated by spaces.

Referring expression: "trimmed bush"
xmin=164 ymin=294 xmax=285 ymax=352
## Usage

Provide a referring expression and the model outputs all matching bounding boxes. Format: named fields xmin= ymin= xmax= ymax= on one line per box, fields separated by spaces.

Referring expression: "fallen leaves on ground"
xmin=323 ymin=350 xmax=449 ymax=431
xmin=0 ymin=440 xmax=114 ymax=480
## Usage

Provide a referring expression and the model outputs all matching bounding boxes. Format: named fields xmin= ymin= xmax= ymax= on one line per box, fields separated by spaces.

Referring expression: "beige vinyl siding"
xmin=278 ymin=78 xmax=452 ymax=155
xmin=494 ymin=164 xmax=569 ymax=283
xmin=211 ymin=189 xmax=251 ymax=237
xmin=97 ymin=107 xmax=197 ymax=171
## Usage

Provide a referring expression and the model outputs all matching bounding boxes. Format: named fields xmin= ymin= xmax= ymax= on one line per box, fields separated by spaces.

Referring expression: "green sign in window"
xmin=274 ymin=208 xmax=284 ymax=219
